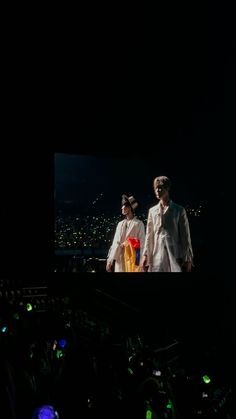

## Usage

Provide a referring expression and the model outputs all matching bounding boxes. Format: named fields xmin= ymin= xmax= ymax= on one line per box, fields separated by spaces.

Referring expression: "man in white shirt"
xmin=141 ymin=176 xmax=193 ymax=272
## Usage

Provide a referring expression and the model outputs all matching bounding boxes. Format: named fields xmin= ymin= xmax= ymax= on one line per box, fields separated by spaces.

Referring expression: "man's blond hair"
xmin=153 ymin=176 xmax=171 ymax=190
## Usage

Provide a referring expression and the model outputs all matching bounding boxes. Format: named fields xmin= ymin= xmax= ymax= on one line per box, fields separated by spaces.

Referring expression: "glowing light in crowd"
xmin=58 ymin=339 xmax=67 ymax=348
xmin=202 ymin=374 xmax=211 ymax=384
xmin=32 ymin=405 xmax=59 ymax=419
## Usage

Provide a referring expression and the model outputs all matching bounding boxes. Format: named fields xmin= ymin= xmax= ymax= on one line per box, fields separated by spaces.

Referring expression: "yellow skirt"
xmin=123 ymin=241 xmax=141 ymax=272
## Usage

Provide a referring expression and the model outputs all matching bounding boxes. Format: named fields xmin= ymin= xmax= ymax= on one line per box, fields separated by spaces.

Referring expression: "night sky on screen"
xmin=54 ymin=152 xmax=207 ymax=217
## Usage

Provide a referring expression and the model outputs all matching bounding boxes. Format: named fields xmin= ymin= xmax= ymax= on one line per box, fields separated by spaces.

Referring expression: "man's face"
xmin=154 ymin=183 xmax=169 ymax=200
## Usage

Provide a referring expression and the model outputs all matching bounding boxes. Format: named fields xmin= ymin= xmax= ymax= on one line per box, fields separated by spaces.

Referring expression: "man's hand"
xmin=182 ymin=261 xmax=193 ymax=272
xmin=140 ymin=255 xmax=148 ymax=272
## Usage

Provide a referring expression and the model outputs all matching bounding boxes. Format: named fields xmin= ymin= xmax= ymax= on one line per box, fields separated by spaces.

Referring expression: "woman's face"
xmin=121 ymin=204 xmax=131 ymax=216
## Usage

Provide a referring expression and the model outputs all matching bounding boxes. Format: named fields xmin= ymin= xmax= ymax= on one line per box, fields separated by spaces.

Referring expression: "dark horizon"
xmin=54 ymin=152 xmax=213 ymax=216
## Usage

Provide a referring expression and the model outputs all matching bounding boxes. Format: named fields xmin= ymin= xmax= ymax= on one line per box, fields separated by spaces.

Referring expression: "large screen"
xmin=54 ymin=152 xmax=212 ymax=273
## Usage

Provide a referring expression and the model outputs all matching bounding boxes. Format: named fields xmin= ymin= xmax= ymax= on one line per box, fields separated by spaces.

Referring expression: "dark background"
xmin=0 ymin=5 xmax=235 ymax=417
xmin=2 ymin=3 xmax=235 ymax=275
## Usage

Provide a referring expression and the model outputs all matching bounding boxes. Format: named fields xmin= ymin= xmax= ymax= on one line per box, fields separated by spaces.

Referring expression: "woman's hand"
xmin=106 ymin=260 xmax=113 ymax=272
